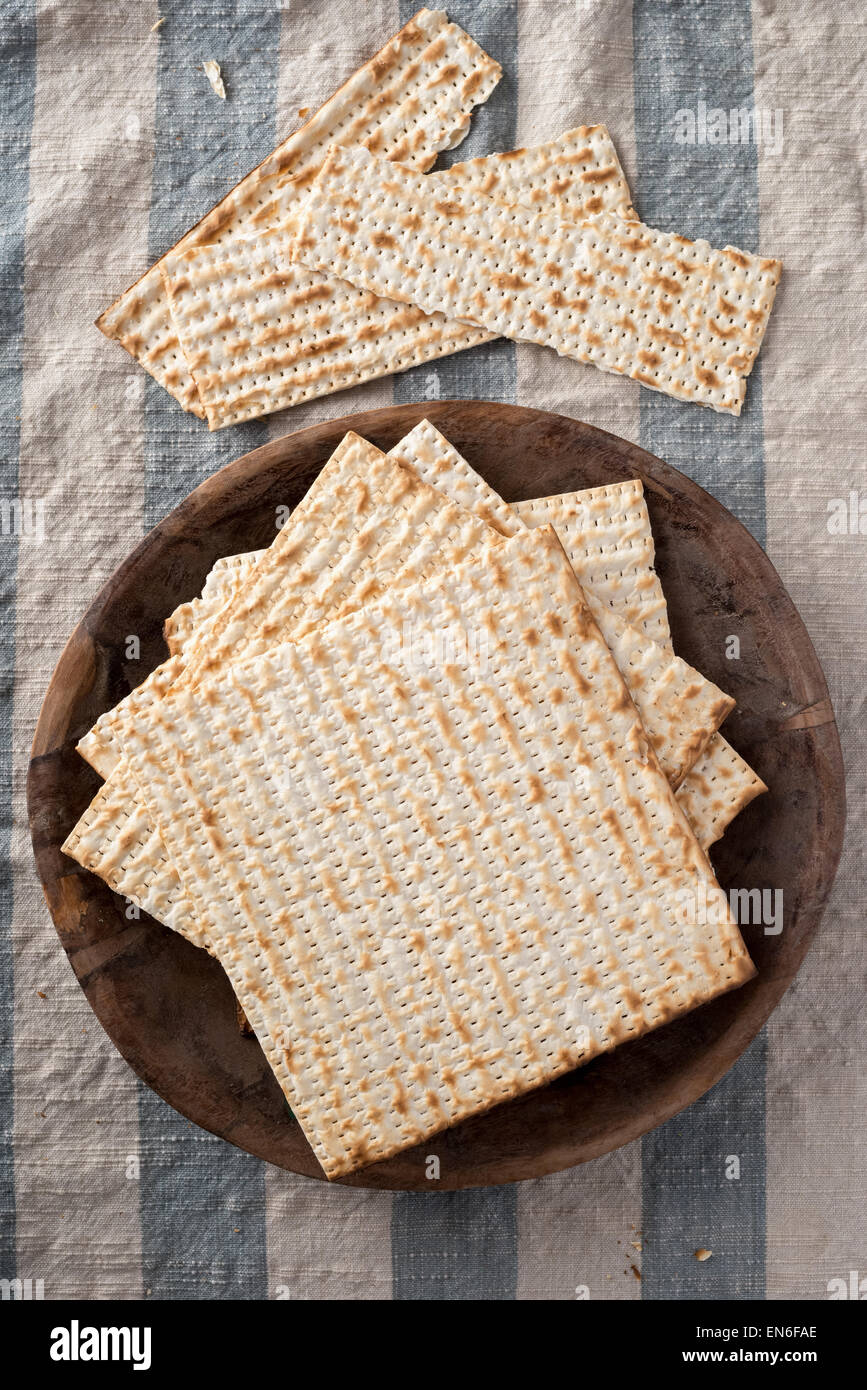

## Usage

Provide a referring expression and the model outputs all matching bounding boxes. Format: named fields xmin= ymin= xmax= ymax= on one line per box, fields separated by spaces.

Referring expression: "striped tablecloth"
xmin=1 ymin=0 xmax=863 ymax=1301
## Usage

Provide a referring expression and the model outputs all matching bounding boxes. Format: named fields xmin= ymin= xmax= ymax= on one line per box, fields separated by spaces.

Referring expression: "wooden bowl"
xmin=27 ymin=402 xmax=845 ymax=1189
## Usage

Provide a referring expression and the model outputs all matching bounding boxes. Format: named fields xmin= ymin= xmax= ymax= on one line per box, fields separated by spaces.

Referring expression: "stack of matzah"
xmin=96 ymin=9 xmax=780 ymax=426
xmin=64 ymin=420 xmax=761 ymax=1178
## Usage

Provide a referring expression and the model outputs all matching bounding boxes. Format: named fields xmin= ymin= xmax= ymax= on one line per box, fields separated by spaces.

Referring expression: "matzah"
xmin=61 ymin=767 xmax=199 ymax=949
xmin=294 ymin=144 xmax=782 ymax=415
xmin=164 ymin=550 xmax=265 ymax=656
xmin=95 ymin=8 xmax=502 ymax=415
xmin=514 ymin=485 xmax=672 ymax=648
xmin=159 ymin=469 xmax=729 ymax=809
xmin=515 ymin=489 xmax=767 ymax=845
xmin=179 ymin=480 xmax=667 ymax=657
xmin=160 ymin=127 xmax=635 ymax=429
xmin=674 ymin=737 xmax=767 ymax=850
xmin=113 ymin=526 xmax=754 ymax=1178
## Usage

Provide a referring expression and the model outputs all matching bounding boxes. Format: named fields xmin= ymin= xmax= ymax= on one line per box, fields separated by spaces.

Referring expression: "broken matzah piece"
xmin=164 ymin=549 xmax=266 ymax=655
xmin=673 ymin=736 xmax=767 ymax=850
xmin=160 ymin=127 xmax=635 ymax=429
xmin=114 ymin=525 xmax=755 ymax=1178
xmin=515 ymin=488 xmax=767 ymax=845
xmin=294 ymin=144 xmax=782 ymax=415
xmin=260 ymin=122 xmax=634 ymax=233
xmin=96 ymin=8 xmax=502 ymax=415
xmin=164 ymin=600 xmax=207 ymax=657
xmin=60 ymin=766 xmax=202 ymax=949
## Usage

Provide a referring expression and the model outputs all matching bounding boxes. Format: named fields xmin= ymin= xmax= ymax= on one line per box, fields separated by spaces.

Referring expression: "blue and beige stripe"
xmin=0 ymin=0 xmax=36 ymax=1286
xmin=514 ymin=0 xmax=644 ymax=1302
xmin=633 ymin=0 xmax=766 ymax=1299
xmin=751 ymin=0 xmax=860 ymax=1300
xmin=11 ymin=0 xmax=159 ymax=1298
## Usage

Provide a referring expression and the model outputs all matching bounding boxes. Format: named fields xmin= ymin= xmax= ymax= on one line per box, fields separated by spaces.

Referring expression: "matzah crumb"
xmin=202 ymin=60 xmax=226 ymax=100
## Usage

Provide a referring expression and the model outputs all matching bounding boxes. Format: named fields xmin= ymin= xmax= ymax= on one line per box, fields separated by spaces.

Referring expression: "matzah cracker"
xmin=515 ymin=480 xmax=657 ymax=551
xmin=515 ymin=486 xmax=672 ymax=648
xmin=60 ymin=767 xmax=198 ymax=947
xmin=263 ymin=122 xmax=635 ymax=233
xmin=151 ymin=440 xmax=729 ymax=821
xmin=174 ymin=494 xmax=668 ymax=656
xmin=515 ymin=487 xmax=767 ymax=846
xmin=180 ymin=479 xmax=666 ymax=649
xmin=67 ymin=426 xmax=740 ymax=946
xmin=115 ymin=526 xmax=754 ymax=1178
xmin=76 ymin=423 xmax=732 ymax=805
xmin=77 ymin=655 xmax=183 ymax=781
xmin=390 ymin=417 xmax=521 ymax=536
xmin=674 ymin=737 xmax=767 ymax=850
xmin=164 ymin=600 xmax=204 ymax=657
xmin=179 ymin=442 xmax=499 ymax=692
xmin=164 ymin=550 xmax=265 ymax=656
xmin=160 ymin=127 xmax=635 ymax=429
xmin=96 ymin=8 xmax=501 ymax=415
xmin=294 ymin=145 xmax=782 ymax=415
